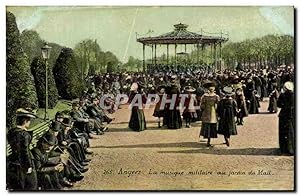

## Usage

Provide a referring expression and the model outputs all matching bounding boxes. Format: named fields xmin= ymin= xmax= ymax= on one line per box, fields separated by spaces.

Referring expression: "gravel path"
xmin=71 ymin=99 xmax=294 ymax=191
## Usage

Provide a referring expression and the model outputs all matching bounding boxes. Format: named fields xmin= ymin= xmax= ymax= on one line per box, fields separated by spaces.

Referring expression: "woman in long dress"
xmin=277 ymin=81 xmax=294 ymax=155
xmin=199 ymin=81 xmax=219 ymax=147
xmin=217 ymin=86 xmax=238 ymax=147
xmin=128 ymin=83 xmax=147 ymax=132
xmin=268 ymin=83 xmax=279 ymax=113
xmin=235 ymin=88 xmax=248 ymax=125
xmin=165 ymin=83 xmax=182 ymax=129
xmin=153 ymin=86 xmax=166 ymax=128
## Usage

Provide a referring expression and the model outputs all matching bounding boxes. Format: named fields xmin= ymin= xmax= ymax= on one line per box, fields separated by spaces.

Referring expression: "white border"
xmin=0 ymin=1 xmax=298 ymax=196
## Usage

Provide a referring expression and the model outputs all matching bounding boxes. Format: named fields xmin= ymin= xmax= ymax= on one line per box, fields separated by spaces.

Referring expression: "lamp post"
xmin=41 ymin=42 xmax=52 ymax=120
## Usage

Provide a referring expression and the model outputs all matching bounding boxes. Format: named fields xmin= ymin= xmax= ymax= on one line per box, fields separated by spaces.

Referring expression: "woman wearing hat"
xmin=128 ymin=83 xmax=147 ymax=131
xmin=235 ymin=88 xmax=248 ymax=125
xmin=182 ymin=86 xmax=197 ymax=128
xmin=165 ymin=82 xmax=182 ymax=129
xmin=217 ymin=86 xmax=238 ymax=147
xmin=7 ymin=108 xmax=38 ymax=190
xmin=267 ymin=82 xmax=279 ymax=113
xmin=153 ymin=86 xmax=166 ymax=128
xmin=199 ymin=81 xmax=219 ymax=147
xmin=277 ymin=81 xmax=294 ymax=155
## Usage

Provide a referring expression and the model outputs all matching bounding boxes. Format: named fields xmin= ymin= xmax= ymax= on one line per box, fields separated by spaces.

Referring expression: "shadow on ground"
xmin=90 ymin=142 xmax=207 ymax=149
xmin=158 ymin=147 xmax=281 ymax=156
xmin=90 ymin=141 xmax=281 ymax=156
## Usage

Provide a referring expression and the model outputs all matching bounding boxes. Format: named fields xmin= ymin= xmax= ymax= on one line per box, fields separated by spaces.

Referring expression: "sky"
xmin=7 ymin=6 xmax=294 ymax=63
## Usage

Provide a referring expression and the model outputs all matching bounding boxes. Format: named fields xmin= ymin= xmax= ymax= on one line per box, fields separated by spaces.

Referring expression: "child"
xmin=182 ymin=86 xmax=197 ymax=128
xmin=217 ymin=86 xmax=238 ymax=147
xmin=153 ymin=86 xmax=166 ymax=128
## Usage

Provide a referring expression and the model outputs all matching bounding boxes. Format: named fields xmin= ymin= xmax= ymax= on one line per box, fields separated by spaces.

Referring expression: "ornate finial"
xmin=174 ymin=23 xmax=188 ymax=31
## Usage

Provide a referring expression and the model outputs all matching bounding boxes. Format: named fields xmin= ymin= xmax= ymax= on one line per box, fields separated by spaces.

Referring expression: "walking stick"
xmin=55 ymin=146 xmax=83 ymax=175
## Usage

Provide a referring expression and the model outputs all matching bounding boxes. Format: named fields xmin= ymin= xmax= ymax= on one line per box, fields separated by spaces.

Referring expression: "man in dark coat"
xmin=7 ymin=108 xmax=38 ymax=190
xmin=31 ymin=134 xmax=67 ymax=190
xmin=70 ymin=102 xmax=94 ymax=138
xmin=277 ymin=81 xmax=295 ymax=155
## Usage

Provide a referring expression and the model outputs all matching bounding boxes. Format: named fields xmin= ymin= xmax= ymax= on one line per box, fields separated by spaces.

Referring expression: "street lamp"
xmin=41 ymin=42 xmax=52 ymax=120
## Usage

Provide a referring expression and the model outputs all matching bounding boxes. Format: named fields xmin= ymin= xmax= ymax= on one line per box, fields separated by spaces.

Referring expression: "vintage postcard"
xmin=6 ymin=6 xmax=295 ymax=191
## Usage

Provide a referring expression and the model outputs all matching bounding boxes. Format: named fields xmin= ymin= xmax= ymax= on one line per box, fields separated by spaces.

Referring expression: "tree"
xmin=123 ymin=56 xmax=142 ymax=71
xmin=105 ymin=51 xmax=120 ymax=73
xmin=6 ymin=11 xmax=38 ymax=128
xmin=221 ymin=34 xmax=294 ymax=69
xmin=20 ymin=30 xmax=64 ymax=69
xmin=74 ymin=39 xmax=102 ymax=77
xmin=31 ymin=57 xmax=59 ymax=108
xmin=53 ymin=48 xmax=85 ymax=99
xmin=20 ymin=30 xmax=44 ymax=64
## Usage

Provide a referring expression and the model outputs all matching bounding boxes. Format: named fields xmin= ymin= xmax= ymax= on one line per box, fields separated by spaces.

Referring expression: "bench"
xmin=6 ymin=121 xmax=51 ymax=156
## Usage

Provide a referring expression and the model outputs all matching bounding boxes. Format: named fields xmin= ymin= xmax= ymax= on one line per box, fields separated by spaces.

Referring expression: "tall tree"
xmin=31 ymin=57 xmax=59 ymax=108
xmin=6 ymin=11 xmax=38 ymax=128
xmin=53 ymin=48 xmax=85 ymax=99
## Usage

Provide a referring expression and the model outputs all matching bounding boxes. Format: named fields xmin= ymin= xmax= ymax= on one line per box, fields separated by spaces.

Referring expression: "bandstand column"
xmin=151 ymin=44 xmax=154 ymax=67
xmin=201 ymin=44 xmax=205 ymax=65
xmin=175 ymin=44 xmax=177 ymax=65
xmin=143 ymin=44 xmax=145 ymax=72
xmin=210 ymin=44 xmax=213 ymax=68
xmin=214 ymin=43 xmax=217 ymax=71
xmin=185 ymin=44 xmax=187 ymax=65
xmin=154 ymin=44 xmax=157 ymax=67
xmin=167 ymin=44 xmax=169 ymax=64
xmin=219 ymin=42 xmax=222 ymax=71
xmin=197 ymin=44 xmax=200 ymax=64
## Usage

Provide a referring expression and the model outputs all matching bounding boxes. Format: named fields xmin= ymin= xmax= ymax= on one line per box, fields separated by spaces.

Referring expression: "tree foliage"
xmin=20 ymin=30 xmax=64 ymax=69
xmin=123 ymin=56 xmax=142 ymax=71
xmin=6 ymin=11 xmax=38 ymax=128
xmin=152 ymin=34 xmax=294 ymax=70
xmin=221 ymin=35 xmax=294 ymax=69
xmin=53 ymin=48 xmax=85 ymax=99
xmin=31 ymin=57 xmax=59 ymax=108
xmin=74 ymin=39 xmax=120 ymax=76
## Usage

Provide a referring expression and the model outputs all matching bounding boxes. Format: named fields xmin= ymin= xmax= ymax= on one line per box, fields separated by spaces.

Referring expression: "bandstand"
xmin=136 ymin=23 xmax=229 ymax=72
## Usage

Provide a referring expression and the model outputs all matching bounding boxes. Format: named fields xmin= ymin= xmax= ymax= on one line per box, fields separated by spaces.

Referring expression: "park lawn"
xmin=30 ymin=100 xmax=72 ymax=128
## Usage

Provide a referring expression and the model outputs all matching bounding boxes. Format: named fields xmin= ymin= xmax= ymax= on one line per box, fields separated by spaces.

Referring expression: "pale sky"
xmin=7 ymin=6 xmax=294 ymax=62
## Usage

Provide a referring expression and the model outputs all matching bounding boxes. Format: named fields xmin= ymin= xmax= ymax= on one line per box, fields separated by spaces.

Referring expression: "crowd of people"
xmin=7 ymin=92 xmax=115 ymax=190
xmin=6 ymin=64 xmax=295 ymax=190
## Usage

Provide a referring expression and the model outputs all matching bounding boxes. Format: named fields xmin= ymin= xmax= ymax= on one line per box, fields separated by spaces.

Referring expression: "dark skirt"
xmin=268 ymin=97 xmax=278 ymax=113
xmin=217 ymin=120 xmax=237 ymax=138
xmin=279 ymin=117 xmax=294 ymax=155
xmin=196 ymin=109 xmax=202 ymax=121
xmin=182 ymin=111 xmax=198 ymax=120
xmin=153 ymin=110 xmax=165 ymax=118
xmin=247 ymin=98 xmax=259 ymax=114
xmin=129 ymin=107 xmax=146 ymax=131
xmin=166 ymin=110 xmax=182 ymax=129
xmin=200 ymin=123 xmax=218 ymax=138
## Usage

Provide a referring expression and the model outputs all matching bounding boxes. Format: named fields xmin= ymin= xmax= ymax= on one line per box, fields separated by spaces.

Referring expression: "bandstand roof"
xmin=137 ymin=23 xmax=228 ymax=45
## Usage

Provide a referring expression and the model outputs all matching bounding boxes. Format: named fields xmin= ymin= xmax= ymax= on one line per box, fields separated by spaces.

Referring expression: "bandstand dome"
xmin=137 ymin=23 xmax=228 ymax=45
xmin=136 ymin=23 xmax=229 ymax=72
